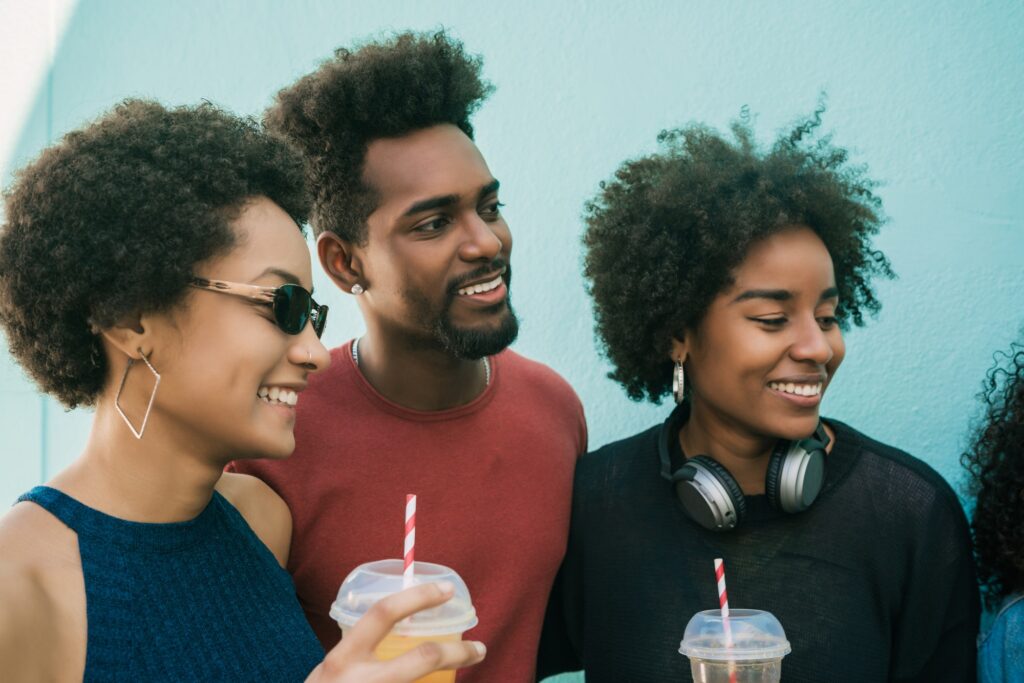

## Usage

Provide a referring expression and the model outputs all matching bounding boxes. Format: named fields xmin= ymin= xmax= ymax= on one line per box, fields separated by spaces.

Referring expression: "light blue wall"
xmin=1 ymin=3 xmax=1022 ymax=676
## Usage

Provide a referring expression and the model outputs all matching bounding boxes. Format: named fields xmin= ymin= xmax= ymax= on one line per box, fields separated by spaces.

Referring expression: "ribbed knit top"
xmin=18 ymin=485 xmax=324 ymax=682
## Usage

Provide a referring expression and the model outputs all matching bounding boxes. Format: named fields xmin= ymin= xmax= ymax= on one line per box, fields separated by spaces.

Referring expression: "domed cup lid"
xmin=679 ymin=609 xmax=791 ymax=661
xmin=330 ymin=559 xmax=478 ymax=637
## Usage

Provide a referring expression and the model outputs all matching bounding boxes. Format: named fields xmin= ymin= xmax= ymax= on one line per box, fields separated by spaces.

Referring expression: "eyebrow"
xmin=401 ymin=178 xmax=501 ymax=217
xmin=732 ymin=286 xmax=840 ymax=304
xmin=253 ymin=267 xmax=312 ymax=294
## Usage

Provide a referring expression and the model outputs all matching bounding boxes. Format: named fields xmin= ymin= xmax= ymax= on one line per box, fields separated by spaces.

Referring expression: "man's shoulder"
xmin=495 ymin=349 xmax=584 ymax=412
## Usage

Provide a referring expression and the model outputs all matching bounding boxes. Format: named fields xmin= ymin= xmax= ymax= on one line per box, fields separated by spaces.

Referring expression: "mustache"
xmin=446 ymin=258 xmax=511 ymax=296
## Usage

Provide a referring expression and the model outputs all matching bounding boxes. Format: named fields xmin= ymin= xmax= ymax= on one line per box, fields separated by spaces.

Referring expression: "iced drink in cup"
xmin=678 ymin=609 xmax=791 ymax=683
xmin=330 ymin=559 xmax=478 ymax=683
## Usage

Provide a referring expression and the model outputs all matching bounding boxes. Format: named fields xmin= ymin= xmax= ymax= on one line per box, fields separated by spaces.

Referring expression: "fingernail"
xmin=436 ymin=580 xmax=455 ymax=595
xmin=472 ymin=641 xmax=487 ymax=657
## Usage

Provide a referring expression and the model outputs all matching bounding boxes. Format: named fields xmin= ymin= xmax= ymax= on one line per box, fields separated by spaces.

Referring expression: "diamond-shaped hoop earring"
xmin=115 ymin=349 xmax=161 ymax=439
xmin=672 ymin=360 xmax=686 ymax=405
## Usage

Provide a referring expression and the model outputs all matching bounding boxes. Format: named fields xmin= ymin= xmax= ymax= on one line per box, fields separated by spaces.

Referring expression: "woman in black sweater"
xmin=538 ymin=112 xmax=979 ymax=682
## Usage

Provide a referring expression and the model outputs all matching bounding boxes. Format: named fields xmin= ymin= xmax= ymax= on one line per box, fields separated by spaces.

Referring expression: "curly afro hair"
xmin=0 ymin=99 xmax=309 ymax=409
xmin=963 ymin=342 xmax=1024 ymax=609
xmin=583 ymin=107 xmax=895 ymax=402
xmin=264 ymin=30 xmax=493 ymax=243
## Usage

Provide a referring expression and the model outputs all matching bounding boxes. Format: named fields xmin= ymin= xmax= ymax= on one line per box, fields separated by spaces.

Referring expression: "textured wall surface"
xmin=1 ymin=2 xmax=1022 ymax=678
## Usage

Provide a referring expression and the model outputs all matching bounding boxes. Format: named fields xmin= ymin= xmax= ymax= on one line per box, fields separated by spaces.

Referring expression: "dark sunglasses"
xmin=190 ymin=277 xmax=328 ymax=338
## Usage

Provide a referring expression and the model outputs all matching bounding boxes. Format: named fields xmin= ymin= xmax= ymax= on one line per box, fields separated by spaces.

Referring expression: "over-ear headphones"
xmin=658 ymin=402 xmax=829 ymax=532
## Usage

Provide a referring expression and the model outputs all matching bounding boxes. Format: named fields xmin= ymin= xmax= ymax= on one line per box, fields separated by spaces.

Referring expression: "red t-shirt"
xmin=229 ymin=341 xmax=586 ymax=682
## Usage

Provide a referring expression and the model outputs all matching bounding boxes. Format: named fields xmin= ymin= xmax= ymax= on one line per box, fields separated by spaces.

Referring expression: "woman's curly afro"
xmin=264 ymin=30 xmax=493 ymax=243
xmin=963 ymin=341 xmax=1024 ymax=608
xmin=0 ymin=99 xmax=309 ymax=408
xmin=583 ymin=107 xmax=894 ymax=402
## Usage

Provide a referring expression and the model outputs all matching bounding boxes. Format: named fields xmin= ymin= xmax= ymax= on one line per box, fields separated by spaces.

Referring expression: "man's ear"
xmin=317 ymin=232 xmax=366 ymax=294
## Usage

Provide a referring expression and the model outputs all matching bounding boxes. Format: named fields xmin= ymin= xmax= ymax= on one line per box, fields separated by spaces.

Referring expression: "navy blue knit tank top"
xmin=18 ymin=486 xmax=325 ymax=682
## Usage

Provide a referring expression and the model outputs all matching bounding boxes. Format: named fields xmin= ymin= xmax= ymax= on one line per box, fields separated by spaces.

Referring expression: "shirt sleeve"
xmin=979 ymin=597 xmax=1024 ymax=683
xmin=536 ymin=468 xmax=586 ymax=679
xmin=890 ymin=491 xmax=980 ymax=682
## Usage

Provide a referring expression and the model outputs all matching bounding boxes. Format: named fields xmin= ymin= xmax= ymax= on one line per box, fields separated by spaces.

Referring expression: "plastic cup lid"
xmin=329 ymin=559 xmax=478 ymax=636
xmin=678 ymin=609 xmax=791 ymax=661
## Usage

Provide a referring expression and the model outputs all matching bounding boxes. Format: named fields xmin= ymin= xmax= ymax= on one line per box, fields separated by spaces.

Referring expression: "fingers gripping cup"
xmin=679 ymin=609 xmax=791 ymax=683
xmin=330 ymin=559 xmax=478 ymax=683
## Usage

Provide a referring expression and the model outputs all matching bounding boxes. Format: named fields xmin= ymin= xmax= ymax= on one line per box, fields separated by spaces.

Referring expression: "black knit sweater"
xmin=538 ymin=414 xmax=979 ymax=682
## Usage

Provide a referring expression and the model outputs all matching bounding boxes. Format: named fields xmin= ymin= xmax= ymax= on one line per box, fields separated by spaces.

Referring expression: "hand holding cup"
xmin=306 ymin=581 xmax=485 ymax=683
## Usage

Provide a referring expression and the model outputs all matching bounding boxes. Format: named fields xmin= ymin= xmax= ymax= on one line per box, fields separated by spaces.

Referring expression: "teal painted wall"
xmin=2 ymin=2 xmax=1022 ymax=677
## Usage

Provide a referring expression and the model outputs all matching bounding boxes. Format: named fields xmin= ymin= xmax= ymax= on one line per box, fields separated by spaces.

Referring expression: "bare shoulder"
xmin=0 ymin=502 xmax=85 ymax=680
xmin=215 ymin=472 xmax=292 ymax=566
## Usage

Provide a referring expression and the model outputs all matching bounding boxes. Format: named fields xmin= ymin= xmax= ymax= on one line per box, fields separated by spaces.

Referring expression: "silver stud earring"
xmin=351 ymin=284 xmax=364 ymax=296
xmin=115 ymin=349 xmax=161 ymax=439
xmin=672 ymin=360 xmax=686 ymax=404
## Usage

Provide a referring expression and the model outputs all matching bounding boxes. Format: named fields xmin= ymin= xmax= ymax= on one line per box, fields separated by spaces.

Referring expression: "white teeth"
xmin=258 ymin=386 xmax=299 ymax=406
xmin=768 ymin=382 xmax=823 ymax=397
xmin=458 ymin=275 xmax=502 ymax=296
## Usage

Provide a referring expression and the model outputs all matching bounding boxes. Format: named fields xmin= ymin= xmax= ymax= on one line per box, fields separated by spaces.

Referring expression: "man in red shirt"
xmin=229 ymin=32 xmax=586 ymax=682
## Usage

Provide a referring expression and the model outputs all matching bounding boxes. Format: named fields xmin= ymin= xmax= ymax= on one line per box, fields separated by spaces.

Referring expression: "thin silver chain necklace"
xmin=350 ymin=337 xmax=491 ymax=386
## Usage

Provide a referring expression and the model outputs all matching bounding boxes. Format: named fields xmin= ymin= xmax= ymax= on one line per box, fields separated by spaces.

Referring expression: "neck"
xmin=678 ymin=400 xmax=776 ymax=495
xmin=49 ymin=398 xmax=225 ymax=523
xmin=354 ymin=327 xmax=489 ymax=411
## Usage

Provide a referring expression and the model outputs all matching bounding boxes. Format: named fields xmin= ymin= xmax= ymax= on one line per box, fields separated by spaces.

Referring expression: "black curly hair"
xmin=264 ymin=30 xmax=493 ymax=243
xmin=963 ymin=342 xmax=1024 ymax=609
xmin=0 ymin=99 xmax=309 ymax=409
xmin=583 ymin=107 xmax=895 ymax=402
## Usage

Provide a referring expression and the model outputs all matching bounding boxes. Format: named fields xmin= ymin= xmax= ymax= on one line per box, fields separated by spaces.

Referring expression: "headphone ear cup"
xmin=673 ymin=455 xmax=747 ymax=531
xmin=765 ymin=443 xmax=787 ymax=510
xmin=766 ymin=438 xmax=826 ymax=513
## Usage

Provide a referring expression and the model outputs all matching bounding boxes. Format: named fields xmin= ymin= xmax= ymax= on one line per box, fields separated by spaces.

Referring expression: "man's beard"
xmin=406 ymin=263 xmax=520 ymax=360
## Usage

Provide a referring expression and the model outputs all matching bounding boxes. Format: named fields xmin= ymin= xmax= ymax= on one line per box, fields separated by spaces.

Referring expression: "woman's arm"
xmin=891 ymin=492 xmax=980 ymax=682
xmin=0 ymin=566 xmax=53 ymax=680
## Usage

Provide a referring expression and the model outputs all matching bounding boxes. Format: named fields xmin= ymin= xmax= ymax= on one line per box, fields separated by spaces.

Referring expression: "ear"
xmin=670 ymin=335 xmax=689 ymax=364
xmin=317 ymin=232 xmax=365 ymax=294
xmin=98 ymin=312 xmax=153 ymax=361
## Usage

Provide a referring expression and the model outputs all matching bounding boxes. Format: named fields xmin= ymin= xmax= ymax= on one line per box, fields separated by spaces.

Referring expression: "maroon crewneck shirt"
xmin=230 ymin=341 xmax=586 ymax=682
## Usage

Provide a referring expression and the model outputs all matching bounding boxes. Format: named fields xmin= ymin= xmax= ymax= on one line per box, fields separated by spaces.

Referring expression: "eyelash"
xmin=751 ymin=316 xmax=838 ymax=329
xmin=415 ymin=217 xmax=451 ymax=233
xmin=482 ymin=201 xmax=505 ymax=219
xmin=412 ymin=202 xmax=505 ymax=233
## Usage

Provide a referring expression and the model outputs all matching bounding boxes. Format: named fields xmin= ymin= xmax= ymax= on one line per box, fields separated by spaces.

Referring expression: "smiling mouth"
xmin=456 ymin=275 xmax=504 ymax=296
xmin=767 ymin=381 xmax=823 ymax=397
xmin=257 ymin=386 xmax=298 ymax=406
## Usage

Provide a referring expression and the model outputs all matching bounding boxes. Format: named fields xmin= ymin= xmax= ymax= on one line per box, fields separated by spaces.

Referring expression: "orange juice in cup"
xmin=330 ymin=559 xmax=478 ymax=683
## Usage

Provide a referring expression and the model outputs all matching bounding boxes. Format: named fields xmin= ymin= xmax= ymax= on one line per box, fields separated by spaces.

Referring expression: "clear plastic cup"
xmin=330 ymin=559 xmax=478 ymax=683
xmin=678 ymin=609 xmax=791 ymax=683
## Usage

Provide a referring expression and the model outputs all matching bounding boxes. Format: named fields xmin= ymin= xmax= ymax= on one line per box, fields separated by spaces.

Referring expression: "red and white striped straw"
xmin=714 ymin=558 xmax=738 ymax=683
xmin=404 ymin=494 xmax=416 ymax=588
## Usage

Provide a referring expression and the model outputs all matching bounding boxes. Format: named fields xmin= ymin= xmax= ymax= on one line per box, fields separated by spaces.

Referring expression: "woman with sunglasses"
xmin=0 ymin=100 xmax=485 ymax=681
xmin=538 ymin=113 xmax=979 ymax=681
xmin=963 ymin=341 xmax=1024 ymax=682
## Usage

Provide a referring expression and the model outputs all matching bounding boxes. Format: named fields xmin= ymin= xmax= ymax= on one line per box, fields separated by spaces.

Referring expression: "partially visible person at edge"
xmin=226 ymin=31 xmax=586 ymax=683
xmin=0 ymin=100 xmax=485 ymax=682
xmin=964 ymin=340 xmax=1024 ymax=682
xmin=537 ymin=110 xmax=979 ymax=682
